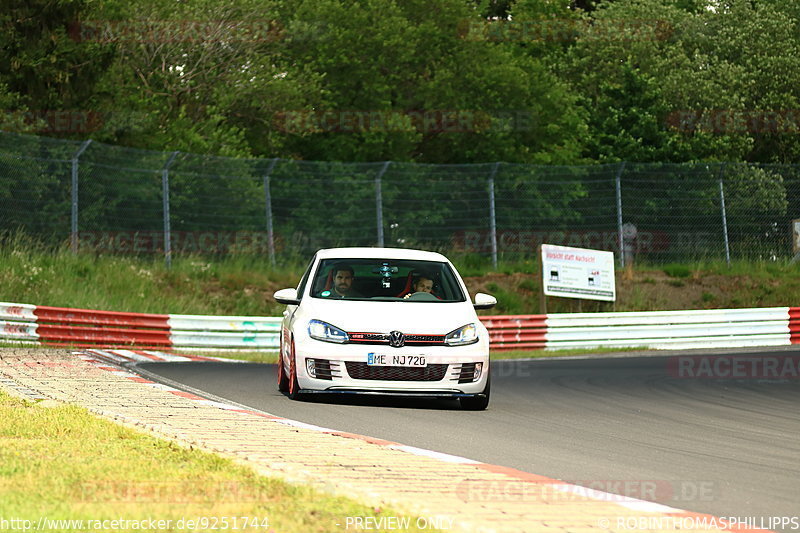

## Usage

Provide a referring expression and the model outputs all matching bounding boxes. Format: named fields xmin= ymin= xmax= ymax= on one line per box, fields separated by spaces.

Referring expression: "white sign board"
xmin=541 ymin=244 xmax=616 ymax=302
xmin=793 ymin=219 xmax=800 ymax=254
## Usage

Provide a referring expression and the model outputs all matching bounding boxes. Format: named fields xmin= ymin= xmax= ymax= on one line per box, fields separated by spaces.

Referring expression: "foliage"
xmin=554 ymin=0 xmax=800 ymax=164
xmin=1 ymin=0 xmax=800 ymax=261
xmin=277 ymin=0 xmax=586 ymax=163
xmin=0 ymin=0 xmax=115 ymax=112
xmin=2 ymin=0 xmax=799 ymax=165
xmin=722 ymin=164 xmax=789 ymax=257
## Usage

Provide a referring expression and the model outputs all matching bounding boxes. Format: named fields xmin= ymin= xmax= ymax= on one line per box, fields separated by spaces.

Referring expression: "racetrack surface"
xmin=139 ymin=350 xmax=800 ymax=527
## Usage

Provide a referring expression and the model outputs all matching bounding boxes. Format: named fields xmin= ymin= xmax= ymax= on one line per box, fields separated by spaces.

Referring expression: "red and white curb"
xmin=68 ymin=349 xmax=768 ymax=532
xmin=81 ymin=348 xmax=246 ymax=364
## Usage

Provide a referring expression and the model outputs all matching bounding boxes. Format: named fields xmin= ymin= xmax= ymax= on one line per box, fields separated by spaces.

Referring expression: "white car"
xmin=273 ymin=247 xmax=497 ymax=410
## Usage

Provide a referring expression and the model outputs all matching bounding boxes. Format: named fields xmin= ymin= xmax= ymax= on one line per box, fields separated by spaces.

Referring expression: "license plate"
xmin=367 ymin=353 xmax=427 ymax=367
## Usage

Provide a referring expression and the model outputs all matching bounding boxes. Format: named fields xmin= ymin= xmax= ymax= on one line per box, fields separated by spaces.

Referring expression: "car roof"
xmin=315 ymin=247 xmax=449 ymax=262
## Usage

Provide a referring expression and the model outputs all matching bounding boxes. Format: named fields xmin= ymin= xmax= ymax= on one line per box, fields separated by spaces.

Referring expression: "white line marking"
xmin=389 ymin=445 xmax=482 ymax=464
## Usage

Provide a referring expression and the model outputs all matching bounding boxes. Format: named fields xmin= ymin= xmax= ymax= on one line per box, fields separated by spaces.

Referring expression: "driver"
xmin=404 ymin=274 xmax=434 ymax=298
xmin=329 ymin=264 xmax=362 ymax=298
xmin=411 ymin=275 xmax=434 ymax=294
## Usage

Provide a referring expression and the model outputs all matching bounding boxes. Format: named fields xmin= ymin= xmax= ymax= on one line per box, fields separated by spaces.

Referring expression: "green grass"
xmin=0 ymin=390 xmax=437 ymax=533
xmin=662 ymin=263 xmax=693 ymax=278
xmin=0 ymin=238 xmax=299 ymax=316
xmin=490 ymin=346 xmax=644 ymax=360
xmin=3 ymin=238 xmax=800 ymax=317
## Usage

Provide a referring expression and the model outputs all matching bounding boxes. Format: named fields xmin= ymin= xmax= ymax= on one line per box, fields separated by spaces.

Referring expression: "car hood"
xmin=297 ymin=298 xmax=476 ymax=335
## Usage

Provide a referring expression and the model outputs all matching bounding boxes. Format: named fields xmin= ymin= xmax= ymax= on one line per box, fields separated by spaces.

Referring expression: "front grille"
xmin=457 ymin=363 xmax=477 ymax=383
xmin=347 ymin=332 xmax=446 ymax=346
xmin=307 ymin=359 xmax=341 ymax=381
xmin=345 ymin=362 xmax=448 ymax=381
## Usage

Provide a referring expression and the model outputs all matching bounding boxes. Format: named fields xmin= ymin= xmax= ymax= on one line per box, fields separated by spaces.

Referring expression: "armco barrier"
xmin=484 ymin=307 xmax=800 ymax=351
xmin=0 ymin=302 xmax=279 ymax=350
xmin=480 ymin=315 xmax=548 ymax=350
xmin=2 ymin=302 xmax=799 ymax=352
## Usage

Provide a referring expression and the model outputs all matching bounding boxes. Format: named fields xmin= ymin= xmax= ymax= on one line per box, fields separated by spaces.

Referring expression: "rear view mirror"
xmin=274 ymin=288 xmax=300 ymax=305
xmin=473 ymin=292 xmax=497 ymax=310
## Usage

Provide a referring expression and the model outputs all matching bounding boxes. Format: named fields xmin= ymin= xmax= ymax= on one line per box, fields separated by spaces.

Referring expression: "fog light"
xmin=474 ymin=362 xmax=482 ymax=382
xmin=306 ymin=358 xmax=316 ymax=378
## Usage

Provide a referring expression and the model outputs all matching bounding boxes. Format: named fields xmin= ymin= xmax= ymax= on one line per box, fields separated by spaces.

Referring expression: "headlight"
xmin=445 ymin=323 xmax=479 ymax=346
xmin=308 ymin=319 xmax=349 ymax=344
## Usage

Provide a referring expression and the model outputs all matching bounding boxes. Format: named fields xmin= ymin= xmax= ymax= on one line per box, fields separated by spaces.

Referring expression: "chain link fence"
xmin=2 ymin=130 xmax=799 ymax=266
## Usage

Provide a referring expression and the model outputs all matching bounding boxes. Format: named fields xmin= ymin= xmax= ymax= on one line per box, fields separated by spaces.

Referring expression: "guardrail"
xmin=483 ymin=308 xmax=800 ymax=351
xmin=2 ymin=302 xmax=799 ymax=352
xmin=0 ymin=302 xmax=279 ymax=350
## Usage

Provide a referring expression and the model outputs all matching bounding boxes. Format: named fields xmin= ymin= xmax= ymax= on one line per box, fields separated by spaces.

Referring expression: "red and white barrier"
xmin=0 ymin=302 xmax=279 ymax=350
xmin=480 ymin=315 xmax=548 ymax=350
xmin=2 ymin=301 xmax=799 ymax=352
xmin=484 ymin=307 xmax=800 ymax=351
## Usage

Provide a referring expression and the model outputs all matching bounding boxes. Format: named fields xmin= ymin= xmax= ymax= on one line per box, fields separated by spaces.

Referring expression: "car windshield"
xmin=310 ymin=259 xmax=466 ymax=302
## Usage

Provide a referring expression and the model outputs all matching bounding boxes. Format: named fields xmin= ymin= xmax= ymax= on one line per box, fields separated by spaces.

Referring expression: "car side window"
xmin=295 ymin=255 xmax=316 ymax=298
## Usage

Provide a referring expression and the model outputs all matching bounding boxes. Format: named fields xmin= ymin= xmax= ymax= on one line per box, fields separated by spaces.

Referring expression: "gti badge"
xmin=388 ymin=330 xmax=405 ymax=348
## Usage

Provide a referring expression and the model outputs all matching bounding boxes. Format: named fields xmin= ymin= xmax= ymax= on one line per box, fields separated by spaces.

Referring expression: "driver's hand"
xmin=403 ymin=293 xmax=412 ymax=299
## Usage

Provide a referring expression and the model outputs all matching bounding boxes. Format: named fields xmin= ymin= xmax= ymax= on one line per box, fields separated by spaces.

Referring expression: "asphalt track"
xmin=139 ymin=349 xmax=800 ymax=527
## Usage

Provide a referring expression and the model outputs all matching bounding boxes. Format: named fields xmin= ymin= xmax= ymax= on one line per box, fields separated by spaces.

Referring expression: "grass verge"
xmin=490 ymin=346 xmax=645 ymax=360
xmin=4 ymin=239 xmax=800 ymax=317
xmin=0 ymin=390 xmax=438 ymax=533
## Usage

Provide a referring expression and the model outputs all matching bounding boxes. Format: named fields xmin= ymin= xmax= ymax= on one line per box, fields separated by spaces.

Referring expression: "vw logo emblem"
xmin=388 ymin=330 xmax=405 ymax=348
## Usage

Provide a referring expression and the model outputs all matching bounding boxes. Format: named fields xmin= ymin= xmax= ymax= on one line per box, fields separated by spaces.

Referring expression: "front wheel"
xmin=459 ymin=372 xmax=490 ymax=411
xmin=277 ymin=352 xmax=289 ymax=392
xmin=287 ymin=338 xmax=303 ymax=400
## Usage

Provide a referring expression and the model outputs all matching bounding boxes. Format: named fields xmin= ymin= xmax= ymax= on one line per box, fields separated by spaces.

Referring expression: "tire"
xmin=459 ymin=371 xmax=490 ymax=411
xmin=277 ymin=343 xmax=289 ymax=392
xmin=287 ymin=337 xmax=302 ymax=400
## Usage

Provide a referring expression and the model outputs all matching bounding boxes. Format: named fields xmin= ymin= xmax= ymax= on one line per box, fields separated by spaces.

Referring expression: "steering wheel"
xmin=404 ymin=292 xmax=438 ymax=301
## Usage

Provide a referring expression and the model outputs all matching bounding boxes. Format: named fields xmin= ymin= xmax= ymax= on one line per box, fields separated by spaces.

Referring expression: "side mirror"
xmin=274 ymin=288 xmax=300 ymax=306
xmin=473 ymin=292 xmax=497 ymax=310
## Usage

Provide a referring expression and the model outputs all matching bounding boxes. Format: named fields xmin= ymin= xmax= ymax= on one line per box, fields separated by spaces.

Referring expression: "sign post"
xmin=540 ymin=244 xmax=616 ymax=310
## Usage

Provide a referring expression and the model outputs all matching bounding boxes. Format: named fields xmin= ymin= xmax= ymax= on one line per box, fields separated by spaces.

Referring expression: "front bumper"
xmin=292 ymin=338 xmax=490 ymax=395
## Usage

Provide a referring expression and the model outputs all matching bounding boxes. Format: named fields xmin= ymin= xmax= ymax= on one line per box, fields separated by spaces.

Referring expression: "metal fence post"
xmin=375 ymin=161 xmax=390 ymax=247
xmin=263 ymin=158 xmax=279 ymax=266
xmin=70 ymin=139 xmax=92 ymax=254
xmin=488 ymin=162 xmax=500 ymax=269
xmin=718 ymin=164 xmax=731 ymax=265
xmin=161 ymin=151 xmax=179 ymax=269
xmin=615 ymin=161 xmax=627 ymax=267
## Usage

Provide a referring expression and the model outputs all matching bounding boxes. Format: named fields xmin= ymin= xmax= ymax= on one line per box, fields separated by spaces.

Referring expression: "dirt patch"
xmin=463 ymin=267 xmax=800 ymax=314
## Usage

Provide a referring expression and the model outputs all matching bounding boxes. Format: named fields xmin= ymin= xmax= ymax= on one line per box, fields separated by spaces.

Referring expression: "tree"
xmin=556 ymin=0 xmax=800 ymax=163
xmin=277 ymin=0 xmax=587 ymax=163
xmin=0 ymin=0 xmax=115 ymax=135
xmin=85 ymin=0 xmax=323 ymax=157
